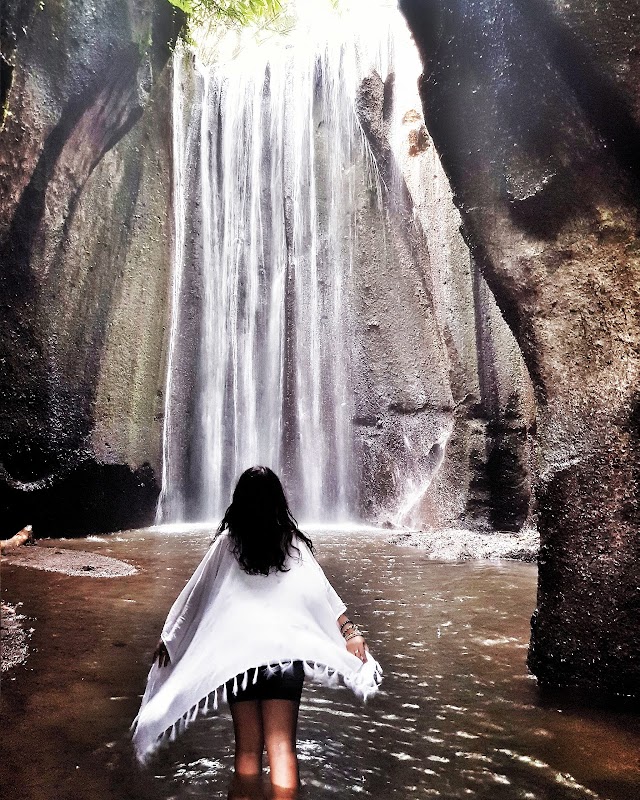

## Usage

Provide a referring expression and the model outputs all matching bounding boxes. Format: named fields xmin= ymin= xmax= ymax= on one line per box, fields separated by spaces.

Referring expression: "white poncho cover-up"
xmin=131 ymin=533 xmax=382 ymax=762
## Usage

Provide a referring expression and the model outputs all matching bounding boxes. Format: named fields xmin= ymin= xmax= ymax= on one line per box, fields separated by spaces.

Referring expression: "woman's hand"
xmin=346 ymin=634 xmax=368 ymax=663
xmin=153 ymin=638 xmax=170 ymax=668
xmin=337 ymin=614 xmax=368 ymax=663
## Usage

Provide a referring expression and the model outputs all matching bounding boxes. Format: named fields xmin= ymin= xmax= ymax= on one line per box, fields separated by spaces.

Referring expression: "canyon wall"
xmin=0 ymin=0 xmax=182 ymax=534
xmin=401 ymin=0 xmax=640 ymax=697
xmin=353 ymin=68 xmax=535 ymax=531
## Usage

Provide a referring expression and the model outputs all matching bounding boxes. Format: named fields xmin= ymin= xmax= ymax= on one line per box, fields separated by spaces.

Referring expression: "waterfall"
xmin=156 ymin=7 xmax=401 ymax=524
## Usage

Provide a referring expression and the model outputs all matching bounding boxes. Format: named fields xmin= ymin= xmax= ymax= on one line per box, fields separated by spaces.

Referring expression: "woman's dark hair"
xmin=215 ymin=466 xmax=314 ymax=575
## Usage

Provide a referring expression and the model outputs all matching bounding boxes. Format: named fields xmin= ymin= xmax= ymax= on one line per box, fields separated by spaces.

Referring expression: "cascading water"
xmin=156 ymin=3 xmax=400 ymax=524
xmin=156 ymin=1 xmax=441 ymax=526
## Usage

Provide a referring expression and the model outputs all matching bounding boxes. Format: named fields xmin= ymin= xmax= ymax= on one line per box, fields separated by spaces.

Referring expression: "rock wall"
xmin=353 ymin=68 xmax=535 ymax=532
xmin=400 ymin=0 xmax=640 ymax=697
xmin=0 ymin=0 xmax=182 ymax=535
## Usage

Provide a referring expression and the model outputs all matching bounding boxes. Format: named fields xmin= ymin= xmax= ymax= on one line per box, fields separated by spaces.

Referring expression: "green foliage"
xmin=167 ymin=0 xmax=282 ymax=27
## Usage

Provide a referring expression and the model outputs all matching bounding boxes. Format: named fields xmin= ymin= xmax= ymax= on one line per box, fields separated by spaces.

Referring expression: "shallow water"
xmin=2 ymin=529 xmax=638 ymax=800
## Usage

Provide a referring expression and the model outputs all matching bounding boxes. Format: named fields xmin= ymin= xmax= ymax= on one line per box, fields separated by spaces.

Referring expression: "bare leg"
xmin=227 ymin=773 xmax=266 ymax=800
xmin=267 ymin=785 xmax=299 ymax=800
xmin=261 ymin=699 xmax=300 ymax=792
xmin=230 ymin=700 xmax=264 ymax=780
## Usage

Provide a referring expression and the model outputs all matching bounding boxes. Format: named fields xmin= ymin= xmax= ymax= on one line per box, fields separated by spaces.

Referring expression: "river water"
xmin=2 ymin=529 xmax=638 ymax=800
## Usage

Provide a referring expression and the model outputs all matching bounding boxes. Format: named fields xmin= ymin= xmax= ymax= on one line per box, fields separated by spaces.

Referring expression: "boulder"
xmin=400 ymin=0 xmax=640 ymax=697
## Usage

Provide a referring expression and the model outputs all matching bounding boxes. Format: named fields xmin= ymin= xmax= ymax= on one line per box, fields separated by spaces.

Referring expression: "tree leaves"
xmin=166 ymin=0 xmax=282 ymax=27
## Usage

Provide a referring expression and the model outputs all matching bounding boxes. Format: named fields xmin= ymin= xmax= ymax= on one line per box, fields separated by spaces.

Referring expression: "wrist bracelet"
xmin=340 ymin=619 xmax=353 ymax=632
xmin=341 ymin=624 xmax=356 ymax=635
xmin=344 ymin=630 xmax=362 ymax=641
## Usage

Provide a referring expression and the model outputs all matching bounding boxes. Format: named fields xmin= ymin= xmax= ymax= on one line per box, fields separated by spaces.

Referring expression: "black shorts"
xmin=226 ymin=661 xmax=305 ymax=705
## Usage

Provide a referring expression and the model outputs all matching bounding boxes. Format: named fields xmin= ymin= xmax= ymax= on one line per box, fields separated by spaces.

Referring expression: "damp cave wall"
xmin=0 ymin=0 xmax=183 ymax=534
xmin=351 ymin=69 xmax=535 ymax=531
xmin=400 ymin=0 xmax=640 ymax=697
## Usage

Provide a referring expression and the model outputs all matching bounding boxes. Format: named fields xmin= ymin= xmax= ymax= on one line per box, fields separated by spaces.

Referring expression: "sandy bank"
xmin=1 ymin=544 xmax=138 ymax=577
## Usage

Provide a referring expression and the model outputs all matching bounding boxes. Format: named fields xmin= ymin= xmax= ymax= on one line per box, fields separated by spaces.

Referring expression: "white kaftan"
xmin=131 ymin=533 xmax=382 ymax=762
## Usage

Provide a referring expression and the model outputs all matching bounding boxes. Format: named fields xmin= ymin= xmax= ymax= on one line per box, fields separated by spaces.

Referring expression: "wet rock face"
xmin=0 ymin=0 xmax=182 ymax=535
xmin=353 ymin=68 xmax=535 ymax=531
xmin=400 ymin=0 xmax=640 ymax=696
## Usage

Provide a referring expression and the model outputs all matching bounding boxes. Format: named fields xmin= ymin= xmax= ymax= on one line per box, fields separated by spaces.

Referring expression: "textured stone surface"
xmin=0 ymin=0 xmax=182 ymax=535
xmin=353 ymin=69 xmax=535 ymax=531
xmin=389 ymin=527 xmax=538 ymax=562
xmin=401 ymin=0 xmax=640 ymax=697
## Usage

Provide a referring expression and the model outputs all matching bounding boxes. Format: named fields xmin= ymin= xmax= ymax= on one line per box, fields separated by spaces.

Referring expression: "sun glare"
xmin=191 ymin=0 xmax=407 ymax=70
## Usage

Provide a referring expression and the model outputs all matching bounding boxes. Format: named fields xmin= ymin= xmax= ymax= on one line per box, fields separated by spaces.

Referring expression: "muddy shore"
xmin=1 ymin=543 xmax=138 ymax=577
xmin=1 ymin=543 xmax=137 ymax=672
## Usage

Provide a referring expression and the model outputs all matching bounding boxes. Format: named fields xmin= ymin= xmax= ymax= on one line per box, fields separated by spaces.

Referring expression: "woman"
xmin=131 ymin=466 xmax=382 ymax=793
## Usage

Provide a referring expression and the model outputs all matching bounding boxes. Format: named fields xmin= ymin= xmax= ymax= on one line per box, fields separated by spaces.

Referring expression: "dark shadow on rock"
xmin=486 ymin=420 xmax=532 ymax=531
xmin=0 ymin=461 xmax=159 ymax=538
xmin=516 ymin=0 xmax=640 ymax=196
xmin=0 ymin=45 xmax=145 ymax=487
xmin=0 ymin=0 xmax=38 ymax=126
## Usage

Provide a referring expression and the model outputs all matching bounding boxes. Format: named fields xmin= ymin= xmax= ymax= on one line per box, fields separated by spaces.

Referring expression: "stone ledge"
xmin=388 ymin=527 xmax=539 ymax=561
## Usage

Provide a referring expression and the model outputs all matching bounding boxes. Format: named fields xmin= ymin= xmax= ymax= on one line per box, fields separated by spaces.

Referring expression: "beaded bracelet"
xmin=341 ymin=622 xmax=356 ymax=633
xmin=344 ymin=629 xmax=362 ymax=641
xmin=339 ymin=619 xmax=353 ymax=633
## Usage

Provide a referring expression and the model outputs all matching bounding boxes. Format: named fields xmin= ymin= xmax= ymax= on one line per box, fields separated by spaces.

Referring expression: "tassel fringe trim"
xmin=132 ymin=657 xmax=382 ymax=764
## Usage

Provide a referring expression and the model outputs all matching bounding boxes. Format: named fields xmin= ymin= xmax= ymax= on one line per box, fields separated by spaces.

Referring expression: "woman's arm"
xmin=300 ymin=541 xmax=368 ymax=663
xmin=337 ymin=612 xmax=368 ymax=663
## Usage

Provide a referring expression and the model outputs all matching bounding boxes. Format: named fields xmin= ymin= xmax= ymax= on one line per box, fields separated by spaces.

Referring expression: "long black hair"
xmin=216 ymin=466 xmax=314 ymax=575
